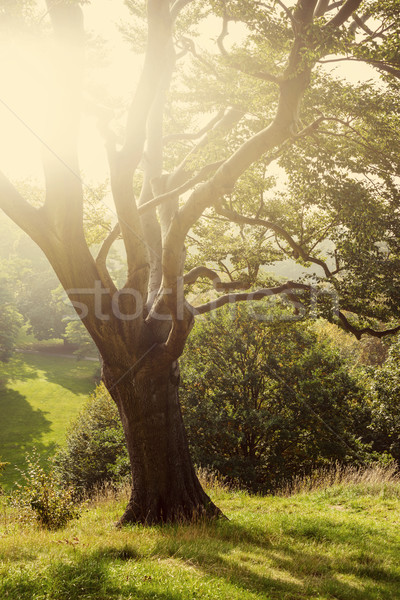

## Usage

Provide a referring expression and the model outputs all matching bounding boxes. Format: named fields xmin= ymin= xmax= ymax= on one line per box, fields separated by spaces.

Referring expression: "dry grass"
xmin=279 ymin=461 xmax=400 ymax=496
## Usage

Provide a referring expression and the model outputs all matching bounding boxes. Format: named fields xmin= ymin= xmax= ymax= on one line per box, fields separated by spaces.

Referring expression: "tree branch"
xmin=338 ymin=312 xmax=400 ymax=340
xmin=0 ymin=172 xmax=44 ymax=243
xmin=276 ymin=0 xmax=296 ymax=28
xmin=216 ymin=206 xmax=333 ymax=277
xmin=217 ymin=13 xmax=229 ymax=56
xmin=183 ymin=266 xmax=249 ymax=291
xmin=163 ymin=109 xmax=225 ymax=144
xmin=324 ymin=0 xmax=363 ymax=28
xmin=166 ymin=107 xmax=244 ymax=191
xmin=192 ymin=282 xmax=310 ymax=315
xmin=139 ymin=160 xmax=224 ymax=217
xmin=110 ymin=0 xmax=172 ymax=293
xmin=170 ymin=0 xmax=195 ymax=22
xmin=95 ymin=223 xmax=120 ymax=293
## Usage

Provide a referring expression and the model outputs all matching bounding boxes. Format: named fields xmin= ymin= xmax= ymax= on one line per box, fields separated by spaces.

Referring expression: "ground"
xmin=1 ymin=479 xmax=400 ymax=600
xmin=0 ymin=352 xmax=98 ymax=487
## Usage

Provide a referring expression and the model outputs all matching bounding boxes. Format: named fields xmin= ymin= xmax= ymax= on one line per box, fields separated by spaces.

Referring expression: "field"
xmin=0 ymin=352 xmax=99 ymax=487
xmin=1 ymin=474 xmax=400 ymax=600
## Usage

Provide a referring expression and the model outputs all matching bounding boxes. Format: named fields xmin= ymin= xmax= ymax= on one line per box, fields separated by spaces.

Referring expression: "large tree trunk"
xmin=102 ymin=361 xmax=222 ymax=525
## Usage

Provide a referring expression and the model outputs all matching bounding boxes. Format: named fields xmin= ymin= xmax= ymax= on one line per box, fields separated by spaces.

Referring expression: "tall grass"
xmin=280 ymin=461 xmax=400 ymax=496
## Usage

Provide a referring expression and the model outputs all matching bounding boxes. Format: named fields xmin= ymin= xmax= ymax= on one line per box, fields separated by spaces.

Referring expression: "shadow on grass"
xmin=0 ymin=554 xmax=191 ymax=600
xmin=143 ymin=516 xmax=400 ymax=600
xmin=2 ymin=516 xmax=400 ymax=600
xmin=15 ymin=352 xmax=99 ymax=395
xmin=0 ymin=384 xmax=56 ymax=489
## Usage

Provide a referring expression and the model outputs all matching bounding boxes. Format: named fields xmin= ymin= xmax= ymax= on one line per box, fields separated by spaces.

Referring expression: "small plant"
xmin=11 ymin=451 xmax=82 ymax=530
xmin=0 ymin=459 xmax=7 ymax=495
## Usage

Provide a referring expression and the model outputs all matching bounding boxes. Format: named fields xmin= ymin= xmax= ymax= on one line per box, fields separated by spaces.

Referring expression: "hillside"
xmin=1 ymin=474 xmax=400 ymax=600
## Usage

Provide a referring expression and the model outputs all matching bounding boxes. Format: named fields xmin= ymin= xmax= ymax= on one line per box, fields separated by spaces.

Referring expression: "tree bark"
xmin=102 ymin=360 xmax=222 ymax=525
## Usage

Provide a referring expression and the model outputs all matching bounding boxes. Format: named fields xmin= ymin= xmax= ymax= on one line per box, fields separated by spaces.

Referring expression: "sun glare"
xmin=0 ymin=1 xmax=378 ymax=187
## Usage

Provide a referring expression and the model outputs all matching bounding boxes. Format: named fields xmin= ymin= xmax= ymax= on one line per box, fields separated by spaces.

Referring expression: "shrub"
xmin=180 ymin=306 xmax=375 ymax=492
xmin=367 ymin=337 xmax=400 ymax=462
xmin=11 ymin=452 xmax=81 ymax=529
xmin=54 ymin=385 xmax=130 ymax=495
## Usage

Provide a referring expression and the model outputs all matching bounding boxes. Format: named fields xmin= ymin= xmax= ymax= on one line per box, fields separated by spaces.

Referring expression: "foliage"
xmin=10 ymin=451 xmax=82 ymax=530
xmin=180 ymin=306 xmax=375 ymax=492
xmin=366 ymin=337 xmax=400 ymax=463
xmin=54 ymin=385 xmax=130 ymax=496
xmin=64 ymin=320 xmax=99 ymax=359
xmin=0 ymin=262 xmax=23 ymax=362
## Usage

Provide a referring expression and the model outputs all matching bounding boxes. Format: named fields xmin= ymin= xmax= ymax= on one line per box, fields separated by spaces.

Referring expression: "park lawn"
xmin=1 ymin=480 xmax=400 ymax=600
xmin=0 ymin=352 xmax=99 ymax=487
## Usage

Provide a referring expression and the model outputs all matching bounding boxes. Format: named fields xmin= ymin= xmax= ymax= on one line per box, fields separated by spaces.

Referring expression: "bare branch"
xmin=350 ymin=13 xmax=374 ymax=36
xmin=120 ymin=0 xmax=172 ymax=169
xmin=367 ymin=61 xmax=400 ymax=80
xmin=183 ymin=266 xmax=249 ymax=291
xmin=192 ymin=282 xmax=310 ymax=315
xmin=315 ymin=1 xmax=344 ymax=18
xmin=338 ymin=312 xmax=400 ymax=340
xmin=227 ymin=61 xmax=280 ymax=85
xmin=161 ymin=19 xmax=317 ymax=296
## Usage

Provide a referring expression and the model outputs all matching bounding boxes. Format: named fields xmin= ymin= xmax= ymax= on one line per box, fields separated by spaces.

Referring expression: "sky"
xmin=0 ymin=1 xmax=376 ymax=189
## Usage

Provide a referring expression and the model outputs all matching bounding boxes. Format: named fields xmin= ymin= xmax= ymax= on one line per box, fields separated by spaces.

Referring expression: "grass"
xmin=0 ymin=353 xmax=99 ymax=487
xmin=1 ymin=470 xmax=400 ymax=600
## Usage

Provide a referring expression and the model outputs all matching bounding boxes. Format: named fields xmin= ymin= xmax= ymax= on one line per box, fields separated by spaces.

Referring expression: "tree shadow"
xmin=1 ymin=514 xmax=400 ymax=600
xmin=0 ymin=385 xmax=55 ymax=489
xmin=143 ymin=516 xmax=400 ymax=600
xmin=16 ymin=352 xmax=99 ymax=395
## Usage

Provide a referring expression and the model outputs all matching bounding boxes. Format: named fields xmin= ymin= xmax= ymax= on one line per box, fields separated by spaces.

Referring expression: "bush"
xmin=11 ymin=452 xmax=81 ymax=530
xmin=180 ymin=306 xmax=375 ymax=492
xmin=367 ymin=337 xmax=400 ymax=462
xmin=55 ymin=385 xmax=130 ymax=495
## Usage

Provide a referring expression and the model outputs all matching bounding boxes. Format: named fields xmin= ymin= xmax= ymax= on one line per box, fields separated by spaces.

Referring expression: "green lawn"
xmin=1 ymin=480 xmax=400 ymax=600
xmin=0 ymin=353 xmax=99 ymax=487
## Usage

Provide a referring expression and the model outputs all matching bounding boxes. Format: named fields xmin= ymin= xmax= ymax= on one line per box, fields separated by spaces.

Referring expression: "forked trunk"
xmin=103 ymin=361 xmax=222 ymax=525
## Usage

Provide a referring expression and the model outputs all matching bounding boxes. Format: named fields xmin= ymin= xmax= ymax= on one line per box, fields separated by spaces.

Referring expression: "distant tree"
xmin=0 ymin=262 xmax=22 ymax=362
xmin=64 ymin=320 xmax=98 ymax=359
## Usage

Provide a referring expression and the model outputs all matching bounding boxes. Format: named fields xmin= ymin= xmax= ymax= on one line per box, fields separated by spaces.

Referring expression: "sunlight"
xmin=0 ymin=33 xmax=49 ymax=180
xmin=0 ymin=2 xmax=378 ymax=185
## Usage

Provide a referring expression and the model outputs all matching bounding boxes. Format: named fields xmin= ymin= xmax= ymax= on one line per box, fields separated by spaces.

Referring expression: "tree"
xmin=181 ymin=306 xmax=372 ymax=491
xmin=1 ymin=0 xmax=399 ymax=524
xmin=0 ymin=261 xmax=23 ymax=363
